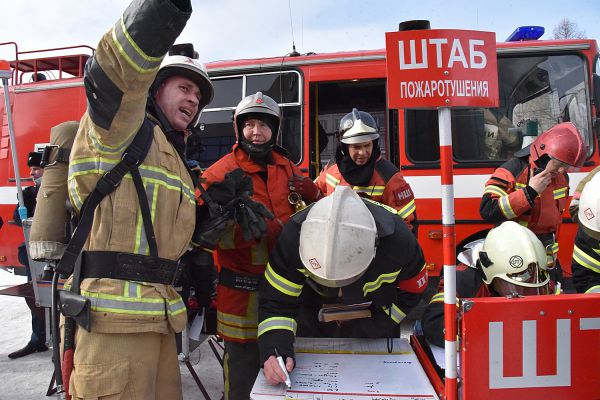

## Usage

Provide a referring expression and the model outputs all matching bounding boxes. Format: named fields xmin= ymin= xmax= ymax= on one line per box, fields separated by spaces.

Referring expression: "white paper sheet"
xmin=251 ymin=338 xmax=439 ymax=400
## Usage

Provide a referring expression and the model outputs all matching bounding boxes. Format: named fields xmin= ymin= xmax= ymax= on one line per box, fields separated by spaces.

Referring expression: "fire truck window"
xmin=209 ymin=77 xmax=243 ymax=108
xmin=194 ymin=110 xmax=236 ymax=168
xmin=246 ymin=72 xmax=300 ymax=103
xmin=279 ymin=106 xmax=302 ymax=163
xmin=406 ymin=54 xmax=592 ymax=164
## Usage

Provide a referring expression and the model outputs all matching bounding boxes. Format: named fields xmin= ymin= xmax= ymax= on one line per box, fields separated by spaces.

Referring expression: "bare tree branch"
xmin=552 ymin=18 xmax=586 ymax=39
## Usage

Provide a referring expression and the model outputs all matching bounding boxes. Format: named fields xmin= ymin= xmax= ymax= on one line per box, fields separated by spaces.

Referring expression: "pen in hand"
xmin=274 ymin=348 xmax=292 ymax=388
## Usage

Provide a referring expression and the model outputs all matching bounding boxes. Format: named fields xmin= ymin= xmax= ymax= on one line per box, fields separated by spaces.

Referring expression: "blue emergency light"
xmin=506 ymin=26 xmax=544 ymax=42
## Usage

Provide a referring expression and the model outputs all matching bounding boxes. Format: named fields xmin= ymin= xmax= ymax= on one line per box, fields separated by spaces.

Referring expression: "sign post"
xmin=386 ymin=29 xmax=499 ymax=400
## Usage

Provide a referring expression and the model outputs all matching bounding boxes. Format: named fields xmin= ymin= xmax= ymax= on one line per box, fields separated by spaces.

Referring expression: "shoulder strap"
xmin=57 ymin=119 xmax=155 ymax=280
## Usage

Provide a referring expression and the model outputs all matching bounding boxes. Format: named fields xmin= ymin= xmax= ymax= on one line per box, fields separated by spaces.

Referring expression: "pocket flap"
xmin=71 ymin=359 xmax=129 ymax=397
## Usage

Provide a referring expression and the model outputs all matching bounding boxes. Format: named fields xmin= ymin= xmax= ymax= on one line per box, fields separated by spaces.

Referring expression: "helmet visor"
xmin=550 ymin=157 xmax=580 ymax=172
xmin=492 ymin=278 xmax=551 ymax=296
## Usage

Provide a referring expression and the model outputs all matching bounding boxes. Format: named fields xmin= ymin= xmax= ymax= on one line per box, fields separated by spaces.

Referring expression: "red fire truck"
xmin=1 ymin=35 xmax=599 ymax=280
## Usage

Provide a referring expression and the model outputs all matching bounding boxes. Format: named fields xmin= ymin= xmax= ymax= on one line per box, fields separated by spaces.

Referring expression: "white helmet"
xmin=299 ymin=186 xmax=378 ymax=288
xmin=578 ymin=173 xmax=600 ymax=240
xmin=477 ymin=221 xmax=550 ymax=296
xmin=338 ymin=108 xmax=380 ymax=144
xmin=152 ymin=54 xmax=214 ymax=127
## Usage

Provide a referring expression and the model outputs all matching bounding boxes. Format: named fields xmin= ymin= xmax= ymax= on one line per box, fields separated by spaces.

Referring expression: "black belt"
xmin=219 ymin=268 xmax=261 ymax=291
xmin=81 ymin=251 xmax=183 ymax=285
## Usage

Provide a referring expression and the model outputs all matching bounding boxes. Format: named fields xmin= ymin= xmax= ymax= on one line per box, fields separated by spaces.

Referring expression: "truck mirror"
xmin=594 ymin=74 xmax=600 ymax=139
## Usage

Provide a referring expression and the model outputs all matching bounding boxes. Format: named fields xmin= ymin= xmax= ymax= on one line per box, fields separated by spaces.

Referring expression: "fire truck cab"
xmin=1 ymin=36 xmax=599 ymax=280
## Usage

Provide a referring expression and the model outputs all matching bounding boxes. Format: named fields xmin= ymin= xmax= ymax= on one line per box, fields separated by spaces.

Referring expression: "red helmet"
xmin=530 ymin=123 xmax=587 ymax=170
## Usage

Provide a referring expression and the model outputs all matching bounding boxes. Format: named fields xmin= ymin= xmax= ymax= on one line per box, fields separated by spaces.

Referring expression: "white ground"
xmin=0 ymin=270 xmax=224 ymax=399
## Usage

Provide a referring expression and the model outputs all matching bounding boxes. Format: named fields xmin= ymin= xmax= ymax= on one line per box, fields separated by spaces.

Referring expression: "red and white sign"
xmin=460 ymin=294 xmax=600 ymax=400
xmin=385 ymin=29 xmax=499 ymax=108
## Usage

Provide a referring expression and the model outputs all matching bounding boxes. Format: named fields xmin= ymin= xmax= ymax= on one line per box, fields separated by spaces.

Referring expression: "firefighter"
xmin=314 ymin=109 xmax=417 ymax=234
xmin=64 ymin=0 xmax=213 ymax=398
xmin=258 ymin=186 xmax=428 ymax=385
xmin=421 ymin=221 xmax=552 ymax=347
xmin=199 ymin=91 xmax=317 ymax=400
xmin=480 ymin=122 xmax=587 ymax=284
xmin=8 ymin=151 xmax=48 ymax=359
xmin=571 ymin=173 xmax=600 ymax=294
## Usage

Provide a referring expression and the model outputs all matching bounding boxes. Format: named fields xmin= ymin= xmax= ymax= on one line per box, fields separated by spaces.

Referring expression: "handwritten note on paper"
xmin=285 ymin=352 xmax=438 ymax=400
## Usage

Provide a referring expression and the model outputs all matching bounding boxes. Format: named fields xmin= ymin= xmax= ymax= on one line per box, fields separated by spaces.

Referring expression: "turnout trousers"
xmin=69 ymin=329 xmax=182 ymax=399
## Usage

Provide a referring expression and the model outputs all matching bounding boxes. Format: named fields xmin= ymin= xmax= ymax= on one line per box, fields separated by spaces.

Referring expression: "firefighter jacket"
xmin=315 ymin=157 xmax=417 ymax=232
xmin=257 ymin=200 xmax=428 ymax=363
xmin=480 ymin=155 xmax=569 ymax=257
xmin=421 ymin=264 xmax=492 ymax=347
xmin=66 ymin=0 xmax=194 ymax=334
xmin=572 ymin=227 xmax=600 ymax=294
xmin=201 ymin=144 xmax=303 ymax=342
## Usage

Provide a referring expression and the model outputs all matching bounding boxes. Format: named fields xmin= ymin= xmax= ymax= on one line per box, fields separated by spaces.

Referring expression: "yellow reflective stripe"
xmin=518 ymin=220 xmax=529 ymax=227
xmin=264 ymin=263 xmax=303 ymax=297
xmin=88 ymin=124 xmax=137 ymax=155
xmin=573 ymin=245 xmax=600 ymax=273
xmin=80 ymin=288 xmax=176 ymax=316
xmin=353 ymin=185 xmax=385 ymax=196
xmin=325 ymin=173 xmax=339 ymax=188
xmin=124 ymin=281 xmax=142 ymax=298
xmin=216 ymin=310 xmax=258 ymax=328
xmin=251 ymin=237 xmax=269 ymax=265
xmin=257 ymin=317 xmax=297 ymax=337
xmin=217 ymin=323 xmax=257 ymax=340
xmin=363 ymin=270 xmax=401 ymax=296
xmin=363 ymin=198 xmax=397 ymax=214
xmin=297 ymin=268 xmax=309 ymax=277
xmin=68 ymin=177 xmax=85 ymax=212
xmin=553 ymin=187 xmax=568 ymax=200
xmin=515 ymin=182 xmax=527 ymax=189
xmin=429 ymin=293 xmax=445 ymax=304
xmin=499 ymin=195 xmax=517 ymax=219
xmin=397 ymin=200 xmax=416 ymax=219
xmin=69 ymin=158 xmax=195 ymax=204
xmin=551 ymin=242 xmax=559 ymax=254
xmin=111 ymin=16 xmax=162 ymax=73
xmin=382 ymin=303 xmax=405 ymax=324
xmin=585 ymin=285 xmax=600 ymax=294
xmin=483 ymin=185 xmax=508 ymax=197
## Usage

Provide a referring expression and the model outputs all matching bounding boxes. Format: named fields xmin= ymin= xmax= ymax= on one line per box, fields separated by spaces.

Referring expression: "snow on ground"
xmin=0 ymin=270 xmax=224 ymax=399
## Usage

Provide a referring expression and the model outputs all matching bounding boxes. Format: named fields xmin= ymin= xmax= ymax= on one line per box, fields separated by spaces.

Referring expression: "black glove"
xmin=192 ymin=203 xmax=235 ymax=250
xmin=235 ymin=192 xmax=274 ymax=241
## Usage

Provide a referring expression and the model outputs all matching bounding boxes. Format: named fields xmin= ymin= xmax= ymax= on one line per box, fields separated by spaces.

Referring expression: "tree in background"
xmin=552 ymin=18 xmax=586 ymax=39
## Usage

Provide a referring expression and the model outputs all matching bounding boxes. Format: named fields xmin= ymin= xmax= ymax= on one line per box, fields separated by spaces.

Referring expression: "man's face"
xmin=154 ymin=76 xmax=201 ymax=131
xmin=544 ymin=158 xmax=569 ymax=178
xmin=242 ymin=118 xmax=273 ymax=144
xmin=30 ymin=166 xmax=43 ymax=181
xmin=347 ymin=140 xmax=373 ymax=166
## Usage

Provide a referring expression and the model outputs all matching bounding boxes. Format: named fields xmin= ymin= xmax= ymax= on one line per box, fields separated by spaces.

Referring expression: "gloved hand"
xmin=192 ymin=203 xmax=235 ymax=250
xmin=288 ymin=175 xmax=321 ymax=204
xmin=235 ymin=192 xmax=275 ymax=241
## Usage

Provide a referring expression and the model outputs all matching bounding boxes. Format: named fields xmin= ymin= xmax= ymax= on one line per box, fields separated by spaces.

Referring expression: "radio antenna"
xmin=288 ymin=0 xmax=300 ymax=56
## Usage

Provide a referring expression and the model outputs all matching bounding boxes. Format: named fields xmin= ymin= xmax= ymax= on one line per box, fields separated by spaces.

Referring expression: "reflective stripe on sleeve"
xmin=363 ymin=270 xmax=401 ymax=296
xmin=585 ymin=285 xmax=600 ymax=294
xmin=264 ymin=263 xmax=303 ymax=297
xmin=325 ymin=173 xmax=340 ymax=189
xmin=573 ymin=245 xmax=600 ymax=273
xmin=397 ymin=199 xmax=416 ymax=219
xmin=553 ymin=187 xmax=568 ymax=200
xmin=382 ymin=303 xmax=406 ymax=324
xmin=257 ymin=317 xmax=298 ymax=337
xmin=499 ymin=195 xmax=518 ymax=219
xmin=483 ymin=185 xmax=508 ymax=197
xmin=111 ymin=16 xmax=163 ymax=73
